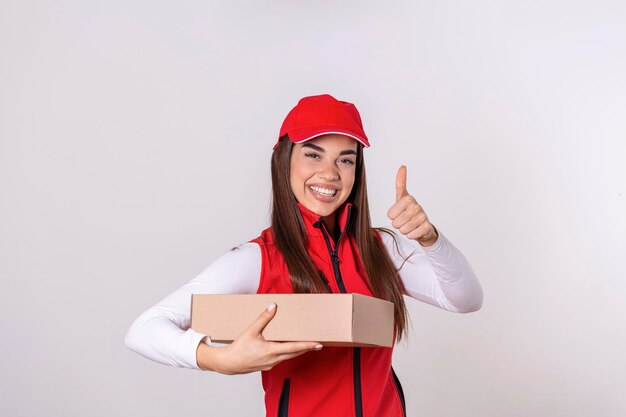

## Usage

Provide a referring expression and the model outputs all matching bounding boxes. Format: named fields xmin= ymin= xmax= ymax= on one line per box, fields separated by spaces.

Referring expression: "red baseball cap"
xmin=273 ymin=94 xmax=370 ymax=150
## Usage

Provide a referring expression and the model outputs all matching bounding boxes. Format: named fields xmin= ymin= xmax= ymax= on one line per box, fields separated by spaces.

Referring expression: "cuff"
xmin=185 ymin=328 xmax=211 ymax=370
xmin=420 ymin=226 xmax=444 ymax=253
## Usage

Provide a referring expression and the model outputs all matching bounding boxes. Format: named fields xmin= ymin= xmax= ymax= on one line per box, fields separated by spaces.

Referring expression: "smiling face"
xmin=289 ymin=134 xmax=358 ymax=224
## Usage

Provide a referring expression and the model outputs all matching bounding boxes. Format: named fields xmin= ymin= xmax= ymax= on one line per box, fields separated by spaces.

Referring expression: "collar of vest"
xmin=295 ymin=200 xmax=353 ymax=239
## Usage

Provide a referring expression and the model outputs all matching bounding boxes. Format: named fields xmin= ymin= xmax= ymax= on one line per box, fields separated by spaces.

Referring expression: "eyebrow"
xmin=302 ymin=143 xmax=357 ymax=156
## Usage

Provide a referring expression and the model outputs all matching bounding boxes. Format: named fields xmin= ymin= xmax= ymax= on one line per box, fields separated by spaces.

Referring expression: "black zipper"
xmin=278 ymin=378 xmax=291 ymax=417
xmin=314 ymin=206 xmax=351 ymax=294
xmin=392 ymin=367 xmax=406 ymax=417
xmin=353 ymin=347 xmax=363 ymax=417
xmin=314 ymin=206 xmax=363 ymax=417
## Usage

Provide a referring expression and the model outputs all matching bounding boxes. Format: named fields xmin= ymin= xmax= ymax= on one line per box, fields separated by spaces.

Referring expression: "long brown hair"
xmin=270 ymin=135 xmax=409 ymax=341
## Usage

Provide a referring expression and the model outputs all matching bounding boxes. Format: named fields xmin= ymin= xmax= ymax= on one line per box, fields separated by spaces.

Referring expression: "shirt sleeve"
xmin=379 ymin=229 xmax=484 ymax=313
xmin=124 ymin=242 xmax=262 ymax=370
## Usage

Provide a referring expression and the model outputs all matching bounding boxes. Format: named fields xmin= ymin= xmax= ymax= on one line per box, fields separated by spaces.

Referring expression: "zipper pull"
xmin=332 ymin=251 xmax=341 ymax=264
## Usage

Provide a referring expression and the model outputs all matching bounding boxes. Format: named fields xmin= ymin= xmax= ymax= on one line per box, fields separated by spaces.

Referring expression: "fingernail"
xmin=267 ymin=303 xmax=276 ymax=312
xmin=314 ymin=344 xmax=323 ymax=350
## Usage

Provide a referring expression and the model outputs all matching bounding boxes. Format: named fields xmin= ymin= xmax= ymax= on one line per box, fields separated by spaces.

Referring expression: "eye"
xmin=304 ymin=153 xmax=321 ymax=159
xmin=339 ymin=158 xmax=355 ymax=165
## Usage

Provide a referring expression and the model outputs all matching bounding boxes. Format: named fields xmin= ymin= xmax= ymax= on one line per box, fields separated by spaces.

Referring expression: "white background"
xmin=1 ymin=1 xmax=625 ymax=416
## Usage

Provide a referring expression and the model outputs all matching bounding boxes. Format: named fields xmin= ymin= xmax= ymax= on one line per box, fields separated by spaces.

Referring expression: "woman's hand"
xmin=197 ymin=303 xmax=323 ymax=375
xmin=387 ymin=165 xmax=438 ymax=247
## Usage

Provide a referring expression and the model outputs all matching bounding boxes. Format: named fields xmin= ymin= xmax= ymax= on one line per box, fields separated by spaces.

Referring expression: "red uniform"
xmin=251 ymin=201 xmax=406 ymax=417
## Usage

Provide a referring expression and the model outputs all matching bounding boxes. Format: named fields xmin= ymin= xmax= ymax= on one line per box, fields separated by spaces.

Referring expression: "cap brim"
xmin=288 ymin=127 xmax=370 ymax=148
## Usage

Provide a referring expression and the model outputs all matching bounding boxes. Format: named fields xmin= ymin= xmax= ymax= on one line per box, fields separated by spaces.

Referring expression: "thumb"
xmin=395 ymin=165 xmax=408 ymax=202
xmin=246 ymin=303 xmax=277 ymax=336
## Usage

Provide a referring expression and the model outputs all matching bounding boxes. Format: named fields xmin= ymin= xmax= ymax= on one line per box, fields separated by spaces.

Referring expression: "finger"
xmin=395 ymin=165 xmax=408 ymax=202
xmin=398 ymin=216 xmax=424 ymax=235
xmin=391 ymin=205 xmax=424 ymax=230
xmin=387 ymin=194 xmax=423 ymax=220
xmin=275 ymin=349 xmax=318 ymax=363
xmin=270 ymin=341 xmax=322 ymax=355
xmin=245 ymin=303 xmax=277 ymax=336
xmin=387 ymin=194 xmax=419 ymax=220
xmin=407 ymin=223 xmax=433 ymax=241
xmin=259 ymin=350 xmax=312 ymax=372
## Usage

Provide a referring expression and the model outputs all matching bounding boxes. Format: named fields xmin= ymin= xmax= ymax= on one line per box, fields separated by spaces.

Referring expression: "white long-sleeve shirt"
xmin=124 ymin=230 xmax=483 ymax=370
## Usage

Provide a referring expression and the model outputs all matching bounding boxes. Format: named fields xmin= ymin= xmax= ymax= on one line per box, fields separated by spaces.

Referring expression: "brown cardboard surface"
xmin=191 ymin=293 xmax=394 ymax=347
xmin=352 ymin=293 xmax=395 ymax=346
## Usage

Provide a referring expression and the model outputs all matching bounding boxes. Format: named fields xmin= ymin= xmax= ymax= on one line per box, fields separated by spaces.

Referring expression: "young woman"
xmin=125 ymin=94 xmax=483 ymax=417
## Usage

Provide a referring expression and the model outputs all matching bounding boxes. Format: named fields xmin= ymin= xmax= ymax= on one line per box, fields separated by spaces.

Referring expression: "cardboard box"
xmin=191 ymin=293 xmax=394 ymax=347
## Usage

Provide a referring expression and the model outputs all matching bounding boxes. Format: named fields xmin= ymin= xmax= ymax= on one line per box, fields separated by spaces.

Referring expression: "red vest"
xmin=250 ymin=201 xmax=407 ymax=417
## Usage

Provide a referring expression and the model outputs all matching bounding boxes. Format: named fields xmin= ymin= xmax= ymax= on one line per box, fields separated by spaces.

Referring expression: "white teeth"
xmin=309 ymin=185 xmax=337 ymax=196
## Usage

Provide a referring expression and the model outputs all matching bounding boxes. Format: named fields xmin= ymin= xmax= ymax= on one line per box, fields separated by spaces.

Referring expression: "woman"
xmin=125 ymin=94 xmax=483 ymax=417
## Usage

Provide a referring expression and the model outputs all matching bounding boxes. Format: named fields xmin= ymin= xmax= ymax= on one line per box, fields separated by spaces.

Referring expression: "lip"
xmin=307 ymin=185 xmax=338 ymax=202
xmin=307 ymin=183 xmax=340 ymax=191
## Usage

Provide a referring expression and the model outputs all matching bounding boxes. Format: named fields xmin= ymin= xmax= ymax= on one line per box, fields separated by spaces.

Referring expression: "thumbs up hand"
xmin=387 ymin=165 xmax=438 ymax=247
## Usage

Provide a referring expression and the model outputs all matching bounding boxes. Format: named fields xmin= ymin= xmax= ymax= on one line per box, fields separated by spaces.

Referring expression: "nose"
xmin=318 ymin=159 xmax=339 ymax=181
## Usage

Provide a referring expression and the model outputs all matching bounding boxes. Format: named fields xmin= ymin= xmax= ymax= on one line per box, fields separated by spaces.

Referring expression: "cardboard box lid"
xmin=191 ymin=293 xmax=394 ymax=347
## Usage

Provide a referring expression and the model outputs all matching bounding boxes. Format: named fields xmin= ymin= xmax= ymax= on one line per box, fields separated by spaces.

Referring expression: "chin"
xmin=308 ymin=200 xmax=344 ymax=217
xmin=315 ymin=208 xmax=336 ymax=217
